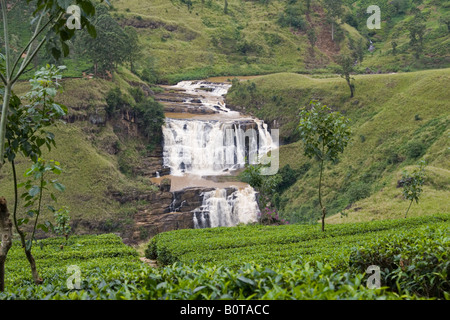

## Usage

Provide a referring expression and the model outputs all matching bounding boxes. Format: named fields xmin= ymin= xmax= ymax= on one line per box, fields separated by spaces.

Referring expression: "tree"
xmin=297 ymin=101 xmax=352 ymax=231
xmin=0 ymin=0 xmax=100 ymax=292
xmin=0 ymin=0 xmax=99 ymax=173
xmin=17 ymin=158 xmax=65 ymax=284
xmin=3 ymin=65 xmax=67 ymax=285
xmin=0 ymin=196 xmax=12 ymax=292
xmin=224 ymin=0 xmax=228 ymax=14
xmin=52 ymin=206 xmax=72 ymax=246
xmin=337 ymin=54 xmax=356 ymax=98
xmin=407 ymin=9 xmax=426 ymax=59
xmin=124 ymin=26 xmax=141 ymax=73
xmin=400 ymin=160 xmax=426 ymax=218
xmin=76 ymin=4 xmax=129 ymax=77
xmin=307 ymin=27 xmax=317 ymax=56
xmin=355 ymin=38 xmax=365 ymax=65
xmin=349 ymin=37 xmax=365 ymax=65
xmin=135 ymin=97 xmax=166 ymax=145
xmin=323 ymin=0 xmax=343 ymax=41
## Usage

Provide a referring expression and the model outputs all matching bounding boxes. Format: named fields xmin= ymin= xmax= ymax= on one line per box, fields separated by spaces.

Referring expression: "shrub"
xmin=346 ymin=181 xmax=372 ymax=203
xmin=258 ymin=207 xmax=289 ymax=226
xmin=349 ymin=225 xmax=450 ymax=299
xmin=404 ymin=141 xmax=426 ymax=159
xmin=105 ymin=87 xmax=125 ymax=117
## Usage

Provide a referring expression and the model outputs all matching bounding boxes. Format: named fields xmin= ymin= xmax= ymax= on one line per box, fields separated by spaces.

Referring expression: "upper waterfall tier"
xmin=162 ymin=118 xmax=275 ymax=176
xmin=155 ymin=80 xmax=248 ymax=119
xmin=160 ymin=80 xmax=277 ymax=177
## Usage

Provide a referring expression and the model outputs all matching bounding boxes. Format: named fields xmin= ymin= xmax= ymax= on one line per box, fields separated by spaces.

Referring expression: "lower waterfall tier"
xmin=193 ymin=186 xmax=260 ymax=229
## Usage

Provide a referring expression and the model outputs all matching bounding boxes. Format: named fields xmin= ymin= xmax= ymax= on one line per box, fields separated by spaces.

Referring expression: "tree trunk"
xmin=321 ymin=206 xmax=327 ymax=232
xmin=347 ymin=78 xmax=354 ymax=98
xmin=405 ymin=199 xmax=413 ymax=218
xmin=0 ymin=197 xmax=13 ymax=292
xmin=331 ymin=22 xmax=334 ymax=41
xmin=318 ymin=153 xmax=327 ymax=232
xmin=25 ymin=249 xmax=43 ymax=285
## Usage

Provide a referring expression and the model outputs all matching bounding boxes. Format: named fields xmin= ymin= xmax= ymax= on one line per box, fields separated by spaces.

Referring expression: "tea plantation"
xmin=0 ymin=214 xmax=448 ymax=300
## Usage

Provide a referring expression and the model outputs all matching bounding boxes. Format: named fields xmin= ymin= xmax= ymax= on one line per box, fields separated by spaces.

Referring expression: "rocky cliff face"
xmin=129 ymin=184 xmax=228 ymax=244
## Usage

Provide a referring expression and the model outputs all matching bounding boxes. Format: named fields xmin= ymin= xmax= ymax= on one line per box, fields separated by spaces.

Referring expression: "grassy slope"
xmin=0 ymin=70 xmax=157 ymax=236
xmin=109 ymin=0 xmax=382 ymax=82
xmin=360 ymin=0 xmax=450 ymax=72
xmin=110 ymin=0 xmax=314 ymax=82
xmin=6 ymin=0 xmax=449 ymax=81
xmin=227 ymin=68 xmax=450 ymax=223
xmin=107 ymin=0 xmax=449 ymax=83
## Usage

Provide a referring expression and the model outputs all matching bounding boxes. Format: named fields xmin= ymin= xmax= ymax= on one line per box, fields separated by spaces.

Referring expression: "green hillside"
xmin=108 ymin=0 xmax=450 ymax=82
xmin=1 ymin=0 xmax=449 ymax=303
xmin=2 ymin=0 xmax=448 ymax=232
xmin=0 ymin=69 xmax=160 ymax=238
xmin=7 ymin=0 xmax=448 ymax=82
xmin=226 ymin=68 xmax=450 ymax=223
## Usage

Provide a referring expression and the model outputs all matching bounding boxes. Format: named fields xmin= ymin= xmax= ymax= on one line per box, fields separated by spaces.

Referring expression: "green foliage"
xmin=52 ymin=206 xmax=72 ymax=243
xmin=18 ymin=158 xmax=65 ymax=248
xmin=75 ymin=4 xmax=137 ymax=76
xmin=0 ymin=232 xmax=402 ymax=300
xmin=4 ymin=65 xmax=68 ymax=163
xmin=297 ymin=101 xmax=352 ymax=230
xmin=336 ymin=55 xmax=356 ymax=98
xmin=277 ymin=2 xmax=307 ymax=30
xmin=0 ymin=0 xmax=99 ymax=168
xmin=401 ymin=160 xmax=427 ymax=217
xmin=134 ymin=97 xmax=165 ymax=144
xmin=128 ymin=87 xmax=145 ymax=104
xmin=239 ymin=163 xmax=282 ymax=213
xmin=146 ymin=213 xmax=449 ymax=269
xmin=346 ymin=181 xmax=372 ymax=203
xmin=105 ymin=87 xmax=125 ymax=117
xmin=404 ymin=141 xmax=426 ymax=159
xmin=227 ymin=69 xmax=449 ymax=221
xmin=407 ymin=11 xmax=427 ymax=59
xmin=349 ymin=225 xmax=450 ymax=299
xmin=105 ymin=86 xmax=165 ymax=145
xmin=2 ymin=216 xmax=449 ymax=300
xmin=297 ymin=101 xmax=352 ymax=163
xmin=276 ymin=164 xmax=299 ymax=192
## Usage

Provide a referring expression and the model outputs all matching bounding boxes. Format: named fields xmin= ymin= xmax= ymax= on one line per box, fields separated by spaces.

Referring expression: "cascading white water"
xmin=193 ymin=186 xmax=260 ymax=228
xmin=162 ymin=80 xmax=275 ymax=229
xmin=162 ymin=118 xmax=273 ymax=176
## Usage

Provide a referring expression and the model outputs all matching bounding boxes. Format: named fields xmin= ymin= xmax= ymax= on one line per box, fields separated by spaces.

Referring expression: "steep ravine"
xmin=130 ymin=80 xmax=278 ymax=242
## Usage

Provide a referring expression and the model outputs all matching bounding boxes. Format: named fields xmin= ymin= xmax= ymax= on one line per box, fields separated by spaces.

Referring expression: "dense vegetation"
xmin=146 ymin=213 xmax=449 ymax=267
xmin=1 ymin=0 xmax=448 ymax=302
xmin=227 ymin=69 xmax=449 ymax=223
xmin=1 ymin=214 xmax=448 ymax=299
xmin=8 ymin=0 xmax=449 ymax=82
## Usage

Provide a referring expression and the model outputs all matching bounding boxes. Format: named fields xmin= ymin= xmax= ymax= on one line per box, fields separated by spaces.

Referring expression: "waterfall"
xmin=161 ymin=80 xmax=275 ymax=229
xmin=162 ymin=118 xmax=273 ymax=176
xmin=193 ymin=186 xmax=260 ymax=228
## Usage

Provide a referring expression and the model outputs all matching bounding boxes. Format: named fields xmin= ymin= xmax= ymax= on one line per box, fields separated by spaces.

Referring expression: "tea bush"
xmin=349 ymin=225 xmax=450 ymax=299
